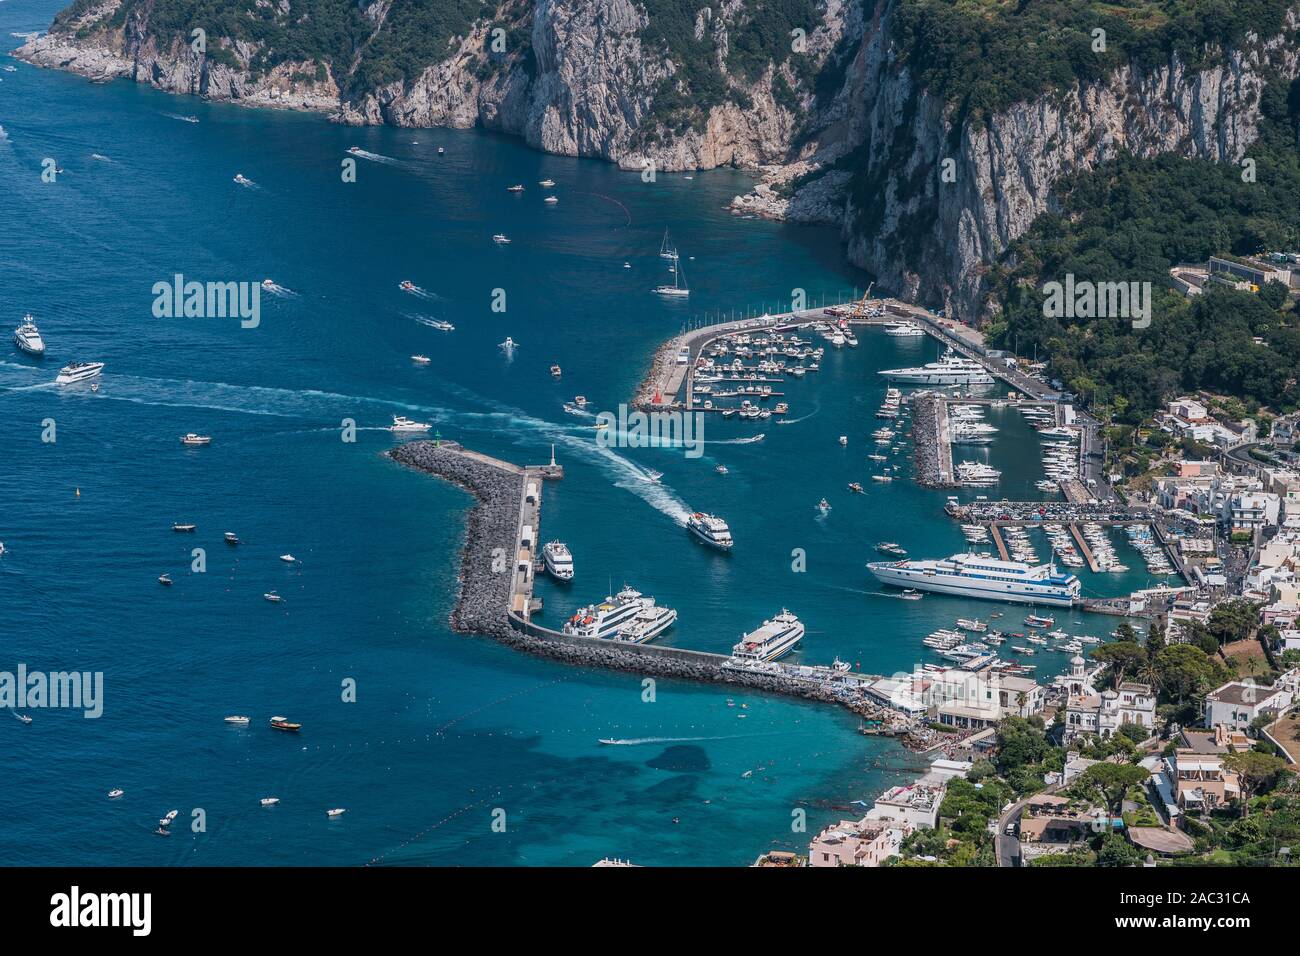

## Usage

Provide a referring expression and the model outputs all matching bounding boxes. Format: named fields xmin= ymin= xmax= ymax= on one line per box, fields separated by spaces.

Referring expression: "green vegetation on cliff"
xmin=986 ymin=76 xmax=1300 ymax=423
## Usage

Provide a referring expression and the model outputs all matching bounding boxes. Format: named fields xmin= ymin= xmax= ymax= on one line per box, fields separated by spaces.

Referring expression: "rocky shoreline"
xmin=388 ymin=438 xmax=930 ymax=749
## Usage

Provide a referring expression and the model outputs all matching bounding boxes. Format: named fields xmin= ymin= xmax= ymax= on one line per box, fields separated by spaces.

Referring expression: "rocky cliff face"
xmin=17 ymin=0 xmax=1300 ymax=321
xmin=827 ymin=3 xmax=1300 ymax=321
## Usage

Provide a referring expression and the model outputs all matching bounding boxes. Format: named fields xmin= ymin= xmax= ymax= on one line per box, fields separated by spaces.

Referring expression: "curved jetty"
xmin=388 ymin=439 xmax=918 ymax=740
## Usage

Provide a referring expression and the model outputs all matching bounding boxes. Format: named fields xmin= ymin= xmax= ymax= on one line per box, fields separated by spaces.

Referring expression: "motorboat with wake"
xmin=55 ymin=361 xmax=103 ymax=384
xmin=13 ymin=314 xmax=45 ymax=356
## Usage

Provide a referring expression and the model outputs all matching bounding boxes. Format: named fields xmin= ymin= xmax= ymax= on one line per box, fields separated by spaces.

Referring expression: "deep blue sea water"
xmin=0 ymin=0 xmax=1169 ymax=866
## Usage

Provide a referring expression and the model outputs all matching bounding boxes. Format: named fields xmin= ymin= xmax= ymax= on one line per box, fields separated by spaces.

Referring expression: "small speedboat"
xmin=107 ymin=789 xmax=124 ymax=798
xmin=172 ymin=523 xmax=196 ymax=533
xmin=550 ymin=364 xmax=562 ymax=377
xmin=715 ymin=464 xmax=728 ymax=475
xmin=269 ymin=716 xmax=300 ymax=731
xmin=260 ymin=797 xmax=280 ymax=806
xmin=326 ymin=808 xmax=346 ymax=818
xmin=159 ymin=810 xmax=179 ymax=827
xmin=279 ymin=554 xmax=296 ymax=563
xmin=263 ymin=591 xmax=282 ymax=603
xmin=224 ymin=715 xmax=250 ymax=724
xmin=506 ymin=184 xmax=524 ymax=192
xmin=838 ymin=436 xmax=848 ymax=446
xmin=492 ymin=234 xmax=512 ymax=244
xmin=180 ymin=433 xmax=211 ymax=445
xmin=261 ymin=278 xmax=275 ymax=290
xmin=224 ymin=532 xmax=240 ymax=545
xmin=154 ymin=827 xmax=171 ymax=837
xmin=233 ymin=173 xmax=253 ymax=186
xmin=411 ymin=355 xmax=431 ymax=364
xmin=847 ymin=482 xmax=864 ymax=493
xmin=13 ymin=712 xmax=32 ymax=724
xmin=817 ymin=498 xmax=831 ymax=512
xmin=158 ymin=573 xmax=172 ymax=586
xmin=543 ymin=196 xmax=558 ymax=205
xmin=399 ymin=280 xmax=416 ymax=292
xmin=539 ymin=179 xmax=555 ymax=187
xmin=347 ymin=146 xmax=364 ymax=155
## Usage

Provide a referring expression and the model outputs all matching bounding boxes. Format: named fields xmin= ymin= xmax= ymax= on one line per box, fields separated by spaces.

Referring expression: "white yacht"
xmin=686 ymin=512 xmax=733 ymax=551
xmin=732 ymin=609 xmax=805 ymax=662
xmin=389 ymin=415 xmax=431 ymax=432
xmin=879 ymin=348 xmax=993 ymax=385
xmin=563 ymin=586 xmax=653 ymax=638
xmin=500 ymin=337 xmax=518 ymax=352
xmin=179 ymin=433 xmax=211 ymax=446
xmin=224 ymin=715 xmax=250 ymax=724
xmin=867 ymin=552 xmax=1081 ymax=606
xmin=492 ymin=234 xmax=512 ymax=244
xmin=883 ymin=321 xmax=925 ymax=337
xmin=612 ymin=604 xmax=678 ymax=644
xmin=539 ymin=179 xmax=556 ymax=187
xmin=654 ymin=260 xmax=689 ymax=297
xmin=542 ymin=540 xmax=574 ymax=581
xmin=13 ymin=315 xmax=45 ymax=356
xmin=55 ymin=361 xmax=103 ymax=384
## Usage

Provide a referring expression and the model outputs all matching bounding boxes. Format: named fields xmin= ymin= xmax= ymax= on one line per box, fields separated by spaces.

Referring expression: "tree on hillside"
xmin=1092 ymin=642 xmax=1146 ymax=686
xmin=1223 ymin=751 xmax=1288 ymax=817
xmin=1081 ymin=763 xmax=1150 ymax=822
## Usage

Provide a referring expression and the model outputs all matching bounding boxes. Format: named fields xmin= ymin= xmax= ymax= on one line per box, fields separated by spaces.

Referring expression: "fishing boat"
xmin=539 ymin=179 xmax=556 ymax=187
xmin=269 ymin=716 xmax=301 ymax=731
xmin=224 ymin=715 xmax=250 ymax=724
xmin=179 ymin=433 xmax=211 ymax=446
xmin=172 ymin=523 xmax=196 ymax=532
xmin=224 ymin=532 xmax=240 ymax=545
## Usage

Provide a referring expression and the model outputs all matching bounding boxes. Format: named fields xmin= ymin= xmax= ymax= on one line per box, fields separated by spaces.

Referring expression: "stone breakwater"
xmin=910 ymin=394 xmax=953 ymax=489
xmin=387 ymin=439 xmax=924 ymax=745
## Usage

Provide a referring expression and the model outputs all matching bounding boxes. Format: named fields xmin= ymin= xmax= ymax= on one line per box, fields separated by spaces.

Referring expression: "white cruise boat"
xmin=867 ymin=552 xmax=1080 ymax=606
xmin=389 ymin=416 xmax=431 ymax=432
xmin=180 ymin=433 xmax=211 ymax=446
xmin=883 ymin=321 xmax=925 ymax=337
xmin=686 ymin=512 xmax=733 ymax=551
xmin=542 ymin=540 xmax=574 ymax=581
xmin=13 ymin=315 xmax=45 ymax=356
xmin=879 ymin=348 xmax=993 ymax=385
xmin=55 ymin=361 xmax=103 ymax=384
xmin=612 ymin=605 xmax=678 ymax=644
xmin=732 ymin=609 xmax=805 ymax=662
xmin=563 ymin=586 xmax=653 ymax=638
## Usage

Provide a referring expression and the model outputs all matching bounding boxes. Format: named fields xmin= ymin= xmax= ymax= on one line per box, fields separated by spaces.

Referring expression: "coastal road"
xmin=994 ymin=801 xmax=1024 ymax=867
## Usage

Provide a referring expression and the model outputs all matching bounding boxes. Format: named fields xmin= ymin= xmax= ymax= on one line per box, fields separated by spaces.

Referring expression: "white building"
xmin=1203 ymin=670 xmax=1300 ymax=730
xmin=807 ymin=818 xmax=909 ymax=868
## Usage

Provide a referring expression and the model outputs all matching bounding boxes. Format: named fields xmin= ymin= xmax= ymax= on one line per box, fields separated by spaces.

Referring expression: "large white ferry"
xmin=686 ymin=512 xmax=733 ymax=550
xmin=732 ymin=609 xmax=805 ymax=662
xmin=867 ymin=552 xmax=1080 ymax=606
xmin=13 ymin=315 xmax=45 ymax=356
xmin=612 ymin=605 xmax=678 ymax=644
xmin=564 ymin=586 xmax=657 ymax=639
xmin=879 ymin=348 xmax=993 ymax=385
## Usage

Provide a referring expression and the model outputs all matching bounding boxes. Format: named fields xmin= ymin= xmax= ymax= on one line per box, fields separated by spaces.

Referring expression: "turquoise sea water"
xmin=0 ymin=3 xmax=1168 ymax=866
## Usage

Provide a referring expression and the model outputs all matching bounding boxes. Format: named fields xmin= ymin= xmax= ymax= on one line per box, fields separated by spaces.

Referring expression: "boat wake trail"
xmin=161 ymin=112 xmax=199 ymax=124
xmin=400 ymin=286 xmax=445 ymax=302
xmin=598 ymin=733 xmax=772 ymax=746
xmin=711 ymin=434 xmax=765 ymax=444
xmin=348 ymin=148 xmax=402 ymax=166
xmin=404 ymin=312 xmax=453 ymax=330
xmin=261 ymin=282 xmax=296 ymax=297
xmin=90 ymin=153 xmax=113 ymax=163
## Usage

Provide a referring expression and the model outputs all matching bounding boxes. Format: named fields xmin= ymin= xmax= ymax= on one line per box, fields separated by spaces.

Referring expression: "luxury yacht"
xmin=542 ymin=540 xmax=574 ymax=581
xmin=389 ymin=416 xmax=431 ymax=432
xmin=879 ymin=348 xmax=993 ymax=385
xmin=55 ymin=361 xmax=103 ymax=384
xmin=883 ymin=321 xmax=925 ymax=337
xmin=13 ymin=314 xmax=45 ymax=356
xmin=687 ymin=512 xmax=733 ymax=551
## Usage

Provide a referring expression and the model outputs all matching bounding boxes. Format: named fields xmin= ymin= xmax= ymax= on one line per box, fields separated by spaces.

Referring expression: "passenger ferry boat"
xmin=867 ymin=552 xmax=1081 ymax=606
xmin=542 ymin=540 xmax=574 ymax=581
xmin=879 ymin=348 xmax=993 ymax=385
xmin=611 ymin=605 xmax=678 ymax=644
xmin=55 ymin=361 xmax=103 ymax=384
xmin=732 ymin=609 xmax=805 ymax=662
xmin=13 ymin=314 xmax=45 ymax=356
xmin=686 ymin=512 xmax=733 ymax=551
xmin=563 ymin=586 xmax=652 ymax=638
